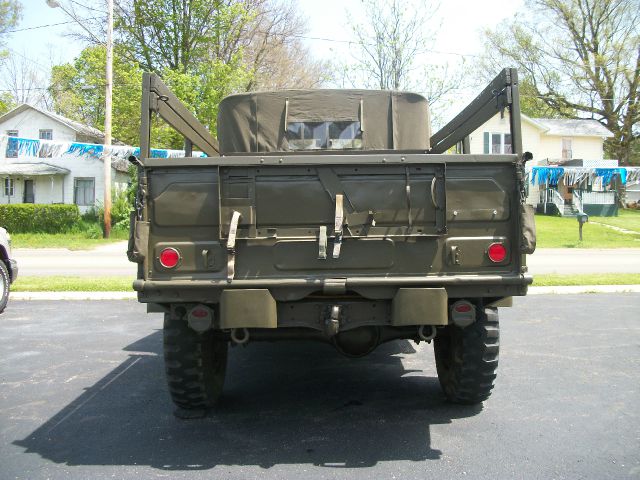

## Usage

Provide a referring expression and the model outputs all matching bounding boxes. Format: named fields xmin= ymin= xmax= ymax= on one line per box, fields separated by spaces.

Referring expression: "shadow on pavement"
xmin=15 ymin=332 xmax=482 ymax=471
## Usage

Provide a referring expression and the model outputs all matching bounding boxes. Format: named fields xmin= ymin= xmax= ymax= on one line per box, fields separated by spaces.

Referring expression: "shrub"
xmin=0 ymin=204 xmax=80 ymax=233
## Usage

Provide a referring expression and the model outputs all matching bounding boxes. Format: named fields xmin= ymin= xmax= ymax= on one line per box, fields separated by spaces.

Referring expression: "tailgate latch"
xmin=226 ymin=210 xmax=241 ymax=282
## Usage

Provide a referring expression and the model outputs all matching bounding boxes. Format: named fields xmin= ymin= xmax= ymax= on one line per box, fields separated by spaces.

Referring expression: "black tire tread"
xmin=0 ymin=261 xmax=9 ymax=314
xmin=434 ymin=306 xmax=499 ymax=404
xmin=163 ymin=311 xmax=227 ymax=410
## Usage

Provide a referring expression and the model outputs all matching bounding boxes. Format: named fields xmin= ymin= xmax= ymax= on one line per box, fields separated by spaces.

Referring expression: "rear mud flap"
xmin=391 ymin=288 xmax=448 ymax=326
xmin=219 ymin=289 xmax=277 ymax=329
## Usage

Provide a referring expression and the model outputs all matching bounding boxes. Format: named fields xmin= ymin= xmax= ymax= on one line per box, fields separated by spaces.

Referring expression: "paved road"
xmin=1 ymin=295 xmax=639 ymax=479
xmin=527 ymin=248 xmax=640 ymax=274
xmin=12 ymin=242 xmax=640 ymax=276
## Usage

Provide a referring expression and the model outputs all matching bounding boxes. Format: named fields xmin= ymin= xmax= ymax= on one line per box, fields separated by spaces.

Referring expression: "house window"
xmin=74 ymin=178 xmax=95 ymax=206
xmin=39 ymin=129 xmax=53 ymax=157
xmin=5 ymin=130 xmax=18 ymax=158
xmin=484 ymin=132 xmax=513 ymax=154
xmin=562 ymin=138 xmax=572 ymax=160
xmin=4 ymin=178 xmax=14 ymax=197
xmin=39 ymin=129 xmax=53 ymax=140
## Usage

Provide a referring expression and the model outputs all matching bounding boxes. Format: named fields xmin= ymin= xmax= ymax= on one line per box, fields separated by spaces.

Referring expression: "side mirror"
xmin=523 ymin=151 xmax=533 ymax=162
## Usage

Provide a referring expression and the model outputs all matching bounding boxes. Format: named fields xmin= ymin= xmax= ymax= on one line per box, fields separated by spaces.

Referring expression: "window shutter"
xmin=483 ymin=132 xmax=490 ymax=154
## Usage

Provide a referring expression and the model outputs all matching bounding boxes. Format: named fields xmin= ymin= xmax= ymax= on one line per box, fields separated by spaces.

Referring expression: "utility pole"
xmin=103 ymin=0 xmax=113 ymax=238
xmin=46 ymin=0 xmax=113 ymax=237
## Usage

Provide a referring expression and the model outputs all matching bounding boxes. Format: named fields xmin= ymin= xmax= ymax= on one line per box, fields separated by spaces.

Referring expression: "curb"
xmin=9 ymin=285 xmax=640 ymax=300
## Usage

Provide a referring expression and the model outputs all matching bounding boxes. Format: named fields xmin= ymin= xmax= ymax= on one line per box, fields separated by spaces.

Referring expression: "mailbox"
xmin=577 ymin=212 xmax=588 ymax=240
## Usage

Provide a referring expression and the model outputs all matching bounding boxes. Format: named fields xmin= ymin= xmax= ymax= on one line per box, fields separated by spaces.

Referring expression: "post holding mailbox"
xmin=577 ymin=212 xmax=589 ymax=241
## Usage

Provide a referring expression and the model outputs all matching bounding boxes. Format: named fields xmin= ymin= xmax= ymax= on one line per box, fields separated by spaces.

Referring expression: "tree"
xmin=114 ymin=0 xmax=329 ymax=89
xmin=0 ymin=52 xmax=51 ymax=111
xmin=482 ymin=0 xmax=640 ymax=164
xmin=49 ymin=45 xmax=143 ymax=145
xmin=0 ymin=0 xmax=21 ymax=54
xmin=344 ymin=0 xmax=464 ymax=127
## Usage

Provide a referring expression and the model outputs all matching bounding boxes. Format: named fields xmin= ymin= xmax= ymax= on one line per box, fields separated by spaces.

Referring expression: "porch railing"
xmin=576 ymin=190 xmax=616 ymax=205
xmin=573 ymin=190 xmax=584 ymax=214
xmin=539 ymin=189 xmax=565 ymax=214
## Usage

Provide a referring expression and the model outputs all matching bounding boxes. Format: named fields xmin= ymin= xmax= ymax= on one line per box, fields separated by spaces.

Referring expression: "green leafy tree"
xmin=0 ymin=91 xmax=14 ymax=115
xmin=482 ymin=0 xmax=640 ymax=164
xmin=0 ymin=0 xmax=21 ymax=56
xmin=49 ymin=45 xmax=143 ymax=145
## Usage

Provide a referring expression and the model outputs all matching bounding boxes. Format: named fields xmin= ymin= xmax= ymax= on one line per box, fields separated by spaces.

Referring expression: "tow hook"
xmin=418 ymin=325 xmax=437 ymax=342
xmin=230 ymin=328 xmax=250 ymax=345
xmin=324 ymin=305 xmax=341 ymax=337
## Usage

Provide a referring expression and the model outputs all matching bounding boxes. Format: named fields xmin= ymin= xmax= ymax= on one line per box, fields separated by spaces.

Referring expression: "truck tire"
xmin=433 ymin=306 xmax=499 ymax=404
xmin=163 ymin=311 xmax=228 ymax=412
xmin=0 ymin=262 xmax=9 ymax=314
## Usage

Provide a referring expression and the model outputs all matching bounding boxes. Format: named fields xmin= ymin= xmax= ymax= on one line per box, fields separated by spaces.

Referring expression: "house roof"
xmin=0 ymin=163 xmax=70 ymax=176
xmin=0 ymin=104 xmax=105 ymax=140
xmin=523 ymin=115 xmax=613 ymax=138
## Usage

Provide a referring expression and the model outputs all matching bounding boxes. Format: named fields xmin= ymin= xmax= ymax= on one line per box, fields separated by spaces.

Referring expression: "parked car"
xmin=0 ymin=227 xmax=18 ymax=313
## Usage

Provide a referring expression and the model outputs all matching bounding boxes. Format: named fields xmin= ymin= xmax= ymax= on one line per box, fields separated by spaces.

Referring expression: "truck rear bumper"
xmin=133 ymin=273 xmax=532 ymax=303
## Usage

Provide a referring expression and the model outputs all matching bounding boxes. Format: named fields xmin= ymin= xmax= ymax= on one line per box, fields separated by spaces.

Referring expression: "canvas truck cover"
xmin=217 ymin=89 xmax=431 ymax=153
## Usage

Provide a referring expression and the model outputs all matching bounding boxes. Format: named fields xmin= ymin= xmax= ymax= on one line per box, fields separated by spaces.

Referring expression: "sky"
xmin=6 ymin=0 xmax=524 ymax=122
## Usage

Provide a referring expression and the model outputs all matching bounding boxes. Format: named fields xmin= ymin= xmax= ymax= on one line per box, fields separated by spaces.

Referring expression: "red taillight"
xmin=454 ymin=303 xmax=472 ymax=313
xmin=159 ymin=248 xmax=180 ymax=268
xmin=487 ymin=243 xmax=507 ymax=263
xmin=191 ymin=307 xmax=209 ymax=318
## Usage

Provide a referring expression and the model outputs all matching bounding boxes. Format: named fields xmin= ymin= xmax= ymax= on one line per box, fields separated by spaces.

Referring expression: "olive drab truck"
xmin=127 ymin=68 xmax=536 ymax=415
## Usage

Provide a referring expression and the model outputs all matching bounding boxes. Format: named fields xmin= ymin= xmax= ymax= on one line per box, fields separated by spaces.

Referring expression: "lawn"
xmin=535 ymin=212 xmax=640 ymax=248
xmin=11 ymin=229 xmax=129 ymax=249
xmin=588 ymin=209 xmax=640 ymax=234
xmin=532 ymin=273 xmax=640 ymax=286
xmin=12 ymin=276 xmax=135 ymax=292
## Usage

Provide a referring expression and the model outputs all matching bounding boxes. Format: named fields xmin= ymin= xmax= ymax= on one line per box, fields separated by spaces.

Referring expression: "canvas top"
xmin=217 ymin=89 xmax=430 ymax=154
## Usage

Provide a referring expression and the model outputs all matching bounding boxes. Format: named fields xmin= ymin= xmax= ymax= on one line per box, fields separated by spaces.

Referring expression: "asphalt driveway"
xmin=0 ymin=295 xmax=639 ymax=479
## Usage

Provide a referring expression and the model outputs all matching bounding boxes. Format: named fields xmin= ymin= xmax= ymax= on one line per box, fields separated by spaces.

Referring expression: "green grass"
xmin=588 ymin=209 xmax=640 ymax=234
xmin=11 ymin=226 xmax=129 ymax=250
xmin=535 ymin=213 xmax=640 ymax=248
xmin=12 ymin=276 xmax=134 ymax=292
xmin=532 ymin=273 xmax=640 ymax=286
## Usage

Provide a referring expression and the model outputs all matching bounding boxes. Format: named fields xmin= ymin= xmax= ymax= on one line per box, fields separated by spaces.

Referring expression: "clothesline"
xmin=529 ymin=166 xmax=640 ymax=186
xmin=0 ymin=135 xmax=207 ymax=161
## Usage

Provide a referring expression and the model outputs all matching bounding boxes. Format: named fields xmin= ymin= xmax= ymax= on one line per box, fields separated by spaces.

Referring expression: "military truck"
xmin=128 ymin=68 xmax=535 ymax=415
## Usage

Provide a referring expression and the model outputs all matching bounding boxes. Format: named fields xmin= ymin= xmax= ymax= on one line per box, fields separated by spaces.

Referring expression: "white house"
xmin=0 ymin=104 xmax=130 ymax=213
xmin=466 ymin=112 xmax=636 ymax=216
xmin=468 ymin=112 xmax=613 ymax=161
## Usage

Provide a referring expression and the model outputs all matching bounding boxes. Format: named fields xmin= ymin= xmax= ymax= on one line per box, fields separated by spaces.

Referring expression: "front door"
xmin=23 ymin=180 xmax=34 ymax=203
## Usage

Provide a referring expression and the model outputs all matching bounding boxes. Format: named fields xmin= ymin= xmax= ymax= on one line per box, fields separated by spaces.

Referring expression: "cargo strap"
xmin=226 ymin=210 xmax=241 ymax=282
xmin=333 ymin=194 xmax=344 ymax=258
xmin=318 ymin=225 xmax=328 ymax=259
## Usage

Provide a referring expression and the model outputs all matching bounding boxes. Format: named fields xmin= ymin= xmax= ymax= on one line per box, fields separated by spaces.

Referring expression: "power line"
xmin=4 ymin=16 xmax=105 ymax=34
xmin=68 ymin=0 xmax=107 ymax=14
